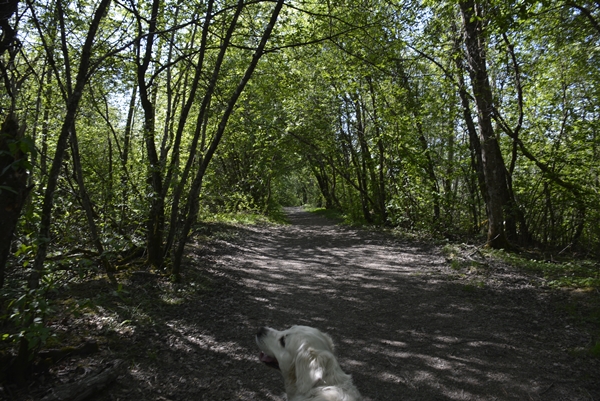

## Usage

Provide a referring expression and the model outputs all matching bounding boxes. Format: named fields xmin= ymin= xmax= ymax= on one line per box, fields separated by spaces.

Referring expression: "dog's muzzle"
xmin=256 ymin=327 xmax=280 ymax=370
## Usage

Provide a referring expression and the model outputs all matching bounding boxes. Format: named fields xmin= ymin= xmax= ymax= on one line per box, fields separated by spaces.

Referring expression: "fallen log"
xmin=38 ymin=341 xmax=99 ymax=364
xmin=40 ymin=359 xmax=125 ymax=401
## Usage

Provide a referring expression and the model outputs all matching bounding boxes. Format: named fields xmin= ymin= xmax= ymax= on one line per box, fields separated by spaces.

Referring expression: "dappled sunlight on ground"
xmin=197 ymin=207 xmax=598 ymax=400
xmin=59 ymin=207 xmax=599 ymax=401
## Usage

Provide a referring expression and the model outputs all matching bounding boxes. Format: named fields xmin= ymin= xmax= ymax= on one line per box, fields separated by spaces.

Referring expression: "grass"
xmin=443 ymin=244 xmax=600 ymax=358
xmin=199 ymin=210 xmax=287 ymax=225
xmin=487 ymin=249 xmax=600 ymax=290
xmin=304 ymin=206 xmax=347 ymax=223
xmin=442 ymin=243 xmax=600 ymax=290
xmin=591 ymin=341 xmax=600 ymax=357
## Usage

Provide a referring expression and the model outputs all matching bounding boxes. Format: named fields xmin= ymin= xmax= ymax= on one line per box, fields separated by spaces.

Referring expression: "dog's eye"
xmin=279 ymin=336 xmax=286 ymax=347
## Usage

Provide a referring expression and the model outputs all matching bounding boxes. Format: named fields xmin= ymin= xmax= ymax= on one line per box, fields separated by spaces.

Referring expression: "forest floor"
xmin=4 ymin=207 xmax=600 ymax=400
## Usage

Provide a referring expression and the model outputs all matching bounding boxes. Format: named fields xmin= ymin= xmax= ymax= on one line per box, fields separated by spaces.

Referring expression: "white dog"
xmin=256 ymin=325 xmax=363 ymax=401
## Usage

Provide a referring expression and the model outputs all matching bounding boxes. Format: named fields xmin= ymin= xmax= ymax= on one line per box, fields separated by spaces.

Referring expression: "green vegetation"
xmin=489 ymin=250 xmax=600 ymax=290
xmin=443 ymin=243 xmax=600 ymax=358
xmin=305 ymin=207 xmax=346 ymax=223
xmin=1 ymin=0 xmax=599 ymax=384
xmin=443 ymin=244 xmax=600 ymax=290
xmin=199 ymin=209 xmax=289 ymax=227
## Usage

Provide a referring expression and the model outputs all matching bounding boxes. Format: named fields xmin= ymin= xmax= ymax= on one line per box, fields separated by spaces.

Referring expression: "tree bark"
xmin=366 ymin=76 xmax=388 ymax=224
xmin=395 ymin=60 xmax=441 ymax=225
xmin=309 ymin=159 xmax=335 ymax=209
xmin=459 ymin=0 xmax=510 ymax=249
xmin=0 ymin=116 xmax=32 ymax=288
xmin=70 ymin=126 xmax=114 ymax=278
xmin=164 ymin=0 xmax=215 ymax=257
xmin=454 ymin=31 xmax=488 ymax=233
xmin=40 ymin=359 xmax=124 ymax=401
xmin=21 ymin=0 xmax=112 ymax=383
xmin=171 ymin=0 xmax=285 ymax=278
xmin=30 ymin=0 xmax=112 ymax=288
xmin=136 ymin=0 xmax=165 ymax=269
xmin=353 ymin=96 xmax=374 ymax=223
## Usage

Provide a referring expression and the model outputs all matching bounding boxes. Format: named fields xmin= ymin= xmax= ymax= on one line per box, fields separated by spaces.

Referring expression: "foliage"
xmin=1 ymin=286 xmax=53 ymax=353
xmin=442 ymin=244 xmax=600 ymax=290
xmin=198 ymin=209 xmax=289 ymax=227
xmin=1 ymin=0 xmax=600 ymax=385
xmin=305 ymin=207 xmax=346 ymax=224
xmin=488 ymin=249 xmax=600 ymax=290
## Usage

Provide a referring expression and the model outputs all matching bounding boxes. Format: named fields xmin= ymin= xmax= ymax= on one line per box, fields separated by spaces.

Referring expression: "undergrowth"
xmin=199 ymin=208 xmax=289 ymax=226
xmin=487 ymin=249 xmax=600 ymax=290
xmin=443 ymin=243 xmax=600 ymax=358
xmin=442 ymin=244 xmax=600 ymax=290
xmin=304 ymin=206 xmax=356 ymax=225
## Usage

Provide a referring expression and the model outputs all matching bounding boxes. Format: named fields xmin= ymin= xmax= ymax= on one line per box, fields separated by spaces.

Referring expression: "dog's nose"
xmin=256 ymin=326 xmax=269 ymax=338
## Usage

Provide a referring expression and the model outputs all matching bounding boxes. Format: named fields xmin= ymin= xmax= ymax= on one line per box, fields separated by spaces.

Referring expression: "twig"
xmin=40 ymin=359 xmax=125 ymax=401
xmin=539 ymin=382 xmax=554 ymax=395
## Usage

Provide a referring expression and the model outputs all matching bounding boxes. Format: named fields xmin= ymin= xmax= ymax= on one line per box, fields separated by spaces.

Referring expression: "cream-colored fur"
xmin=256 ymin=325 xmax=363 ymax=401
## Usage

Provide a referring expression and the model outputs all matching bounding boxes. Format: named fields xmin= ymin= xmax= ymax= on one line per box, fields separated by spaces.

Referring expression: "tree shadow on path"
xmin=213 ymin=207 xmax=598 ymax=400
xmin=80 ymin=207 xmax=598 ymax=401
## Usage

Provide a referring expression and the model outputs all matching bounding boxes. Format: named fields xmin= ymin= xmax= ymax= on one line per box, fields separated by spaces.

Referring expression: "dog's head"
xmin=256 ymin=325 xmax=361 ymax=400
xmin=256 ymin=325 xmax=338 ymax=394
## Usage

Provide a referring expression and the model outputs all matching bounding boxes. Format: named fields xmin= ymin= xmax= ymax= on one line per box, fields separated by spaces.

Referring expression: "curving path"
xmin=88 ymin=207 xmax=598 ymax=401
xmin=204 ymin=207 xmax=598 ymax=400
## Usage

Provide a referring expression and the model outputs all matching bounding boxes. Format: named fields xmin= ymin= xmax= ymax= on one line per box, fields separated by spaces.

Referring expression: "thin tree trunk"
xmin=353 ymin=97 xmax=374 ymax=223
xmin=171 ymin=0 xmax=285 ymax=278
xmin=70 ymin=126 xmax=115 ymax=279
xmin=136 ymin=0 xmax=165 ymax=269
xmin=395 ymin=61 xmax=441 ymax=225
xmin=454 ymin=37 xmax=488 ymax=232
xmin=339 ymin=105 xmax=371 ymax=221
xmin=164 ymin=0 xmax=215 ymax=256
xmin=366 ymin=77 xmax=388 ymax=224
xmin=30 ymin=0 xmax=112 ymax=288
xmin=416 ymin=122 xmax=441 ymax=224
xmin=0 ymin=116 xmax=32 ymax=288
xmin=309 ymin=159 xmax=334 ymax=209
xmin=459 ymin=0 xmax=510 ymax=249
xmin=21 ymin=0 xmax=112 ymax=382
xmin=120 ymin=85 xmax=136 ymax=227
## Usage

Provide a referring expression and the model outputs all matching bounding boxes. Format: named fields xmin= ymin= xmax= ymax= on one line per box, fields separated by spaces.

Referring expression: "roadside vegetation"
xmin=1 ymin=0 xmax=599 ymax=390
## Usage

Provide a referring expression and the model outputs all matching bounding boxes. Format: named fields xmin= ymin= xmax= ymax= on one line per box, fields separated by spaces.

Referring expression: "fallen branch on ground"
xmin=40 ymin=359 xmax=125 ymax=401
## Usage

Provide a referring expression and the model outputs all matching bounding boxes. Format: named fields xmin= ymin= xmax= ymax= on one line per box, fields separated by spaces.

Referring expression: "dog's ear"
xmin=294 ymin=347 xmax=335 ymax=394
xmin=322 ymin=332 xmax=335 ymax=353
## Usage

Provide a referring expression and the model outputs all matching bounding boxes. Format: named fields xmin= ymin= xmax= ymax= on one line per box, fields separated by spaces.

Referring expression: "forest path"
xmin=188 ymin=207 xmax=597 ymax=400
xmin=80 ymin=207 xmax=598 ymax=401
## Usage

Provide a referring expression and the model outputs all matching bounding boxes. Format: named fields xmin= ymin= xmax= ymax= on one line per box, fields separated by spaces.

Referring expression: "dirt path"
xmin=153 ymin=206 xmax=597 ymax=401
xmin=18 ymin=207 xmax=597 ymax=400
xmin=202 ymin=207 xmax=598 ymax=401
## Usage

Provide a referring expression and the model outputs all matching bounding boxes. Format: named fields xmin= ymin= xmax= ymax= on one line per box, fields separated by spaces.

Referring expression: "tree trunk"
xmin=23 ymin=0 xmax=112 ymax=382
xmin=171 ymin=0 xmax=285 ymax=278
xmin=120 ymin=85 xmax=136 ymax=227
xmin=0 ymin=116 xmax=32 ymax=288
xmin=395 ymin=61 xmax=441 ymax=226
xmin=454 ymin=33 xmax=488 ymax=233
xmin=310 ymin=160 xmax=335 ymax=209
xmin=136 ymin=0 xmax=165 ymax=269
xmin=416 ymin=122 xmax=441 ymax=224
xmin=366 ymin=77 xmax=388 ymax=224
xmin=30 ymin=0 xmax=112 ymax=288
xmin=459 ymin=0 xmax=510 ymax=249
xmin=164 ymin=0 xmax=216 ymax=257
xmin=353 ymin=97 xmax=374 ymax=223
xmin=70 ymin=126 xmax=114 ymax=278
